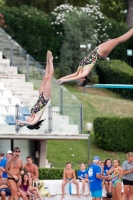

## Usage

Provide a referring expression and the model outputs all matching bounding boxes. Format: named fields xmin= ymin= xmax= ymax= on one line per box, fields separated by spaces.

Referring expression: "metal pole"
xmin=130 ymin=57 xmax=132 ymax=67
xmin=26 ymin=54 xmax=29 ymax=81
xmin=15 ymin=104 xmax=20 ymax=133
xmin=60 ymin=86 xmax=63 ymax=114
xmin=88 ymin=131 xmax=90 ymax=163
xmin=80 ymin=104 xmax=83 ymax=134
xmin=48 ymin=104 xmax=52 ymax=133
xmin=10 ymin=39 xmax=13 ymax=66
xmin=84 ymin=87 xmax=86 ymax=94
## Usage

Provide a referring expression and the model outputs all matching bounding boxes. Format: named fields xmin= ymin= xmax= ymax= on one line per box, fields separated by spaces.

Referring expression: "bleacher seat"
xmin=0 ymin=115 xmax=6 ymax=124
xmin=0 ymin=97 xmax=10 ymax=106
xmin=8 ymin=106 xmax=16 ymax=115
xmin=0 ymin=82 xmax=5 ymax=90
xmin=5 ymin=115 xmax=15 ymax=125
xmin=0 ymin=106 xmax=8 ymax=115
xmin=3 ymin=89 xmax=13 ymax=98
xmin=19 ymin=115 xmax=26 ymax=121
xmin=20 ymin=106 xmax=30 ymax=116
xmin=11 ymin=98 xmax=22 ymax=106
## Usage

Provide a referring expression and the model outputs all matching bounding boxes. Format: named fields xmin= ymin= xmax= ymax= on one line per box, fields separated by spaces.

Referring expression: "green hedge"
xmin=39 ymin=168 xmax=80 ymax=180
xmin=94 ymin=117 xmax=133 ymax=152
xmin=96 ymin=60 xmax=133 ymax=99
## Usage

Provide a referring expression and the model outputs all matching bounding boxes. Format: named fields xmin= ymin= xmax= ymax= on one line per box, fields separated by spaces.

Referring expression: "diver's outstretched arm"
xmin=57 ymin=70 xmax=88 ymax=84
xmin=61 ymin=71 xmax=79 ymax=80
xmin=16 ymin=118 xmax=38 ymax=126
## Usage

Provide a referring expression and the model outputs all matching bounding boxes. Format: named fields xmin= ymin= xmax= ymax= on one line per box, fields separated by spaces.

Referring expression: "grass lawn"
xmin=31 ymin=79 xmax=133 ymax=166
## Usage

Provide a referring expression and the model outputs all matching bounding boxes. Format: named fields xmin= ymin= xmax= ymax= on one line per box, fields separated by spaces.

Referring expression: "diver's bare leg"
xmin=98 ymin=28 xmax=133 ymax=57
xmin=39 ymin=52 xmax=54 ymax=99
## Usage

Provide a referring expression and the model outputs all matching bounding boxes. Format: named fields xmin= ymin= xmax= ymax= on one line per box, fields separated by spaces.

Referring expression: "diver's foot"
xmin=47 ymin=50 xmax=53 ymax=61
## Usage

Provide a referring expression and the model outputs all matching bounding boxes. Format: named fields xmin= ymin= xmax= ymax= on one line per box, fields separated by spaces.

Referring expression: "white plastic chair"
xmin=0 ymin=82 xmax=6 ymax=90
xmin=0 ymin=115 xmax=6 ymax=124
xmin=0 ymin=106 xmax=8 ymax=115
xmin=0 ymin=97 xmax=11 ymax=106
xmin=8 ymin=106 xmax=16 ymax=115
xmin=3 ymin=89 xmax=13 ymax=98
xmin=11 ymin=98 xmax=22 ymax=106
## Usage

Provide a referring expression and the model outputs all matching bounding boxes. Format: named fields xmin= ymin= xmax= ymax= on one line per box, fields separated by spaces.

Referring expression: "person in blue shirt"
xmin=77 ymin=163 xmax=88 ymax=195
xmin=0 ymin=154 xmax=7 ymax=178
xmin=104 ymin=158 xmax=112 ymax=198
xmin=86 ymin=156 xmax=111 ymax=200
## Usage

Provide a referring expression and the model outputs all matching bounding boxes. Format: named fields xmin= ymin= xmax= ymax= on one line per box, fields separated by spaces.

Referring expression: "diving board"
xmin=85 ymin=84 xmax=133 ymax=89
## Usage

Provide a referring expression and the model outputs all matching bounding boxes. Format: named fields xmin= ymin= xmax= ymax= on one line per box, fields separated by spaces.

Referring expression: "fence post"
xmin=26 ymin=54 xmax=29 ymax=81
xmin=84 ymin=87 xmax=86 ymax=94
xmin=48 ymin=104 xmax=52 ymax=133
xmin=15 ymin=104 xmax=20 ymax=133
xmin=10 ymin=39 xmax=13 ymax=66
xmin=60 ymin=86 xmax=63 ymax=114
xmin=80 ymin=104 xmax=83 ymax=134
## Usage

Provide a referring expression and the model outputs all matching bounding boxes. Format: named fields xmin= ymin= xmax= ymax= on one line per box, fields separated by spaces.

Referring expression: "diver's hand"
xmin=16 ymin=120 xmax=25 ymax=126
xmin=56 ymin=79 xmax=63 ymax=84
xmin=16 ymin=120 xmax=22 ymax=125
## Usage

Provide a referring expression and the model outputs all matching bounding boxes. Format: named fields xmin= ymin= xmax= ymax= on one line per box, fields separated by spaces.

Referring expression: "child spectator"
xmin=21 ymin=173 xmax=42 ymax=200
xmin=21 ymin=174 xmax=32 ymax=200
xmin=77 ymin=163 xmax=88 ymax=195
xmin=104 ymin=158 xmax=112 ymax=198
xmin=99 ymin=161 xmax=105 ymax=187
xmin=61 ymin=162 xmax=79 ymax=199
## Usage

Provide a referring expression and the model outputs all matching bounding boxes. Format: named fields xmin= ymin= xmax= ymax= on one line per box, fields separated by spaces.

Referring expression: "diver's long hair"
xmin=27 ymin=119 xmax=45 ymax=130
xmin=80 ymin=77 xmax=91 ymax=87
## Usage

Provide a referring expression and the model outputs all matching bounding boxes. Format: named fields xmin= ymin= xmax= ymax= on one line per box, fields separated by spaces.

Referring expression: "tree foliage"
xmin=0 ymin=5 xmax=59 ymax=62
xmin=58 ymin=11 xmax=96 ymax=76
xmin=98 ymin=0 xmax=128 ymax=22
xmin=5 ymin=0 xmax=96 ymax=13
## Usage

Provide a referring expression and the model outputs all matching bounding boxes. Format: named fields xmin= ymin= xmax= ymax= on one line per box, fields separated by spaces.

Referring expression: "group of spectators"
xmin=0 ymin=147 xmax=42 ymax=200
xmin=61 ymin=152 xmax=133 ymax=200
xmin=1 ymin=148 xmax=133 ymax=200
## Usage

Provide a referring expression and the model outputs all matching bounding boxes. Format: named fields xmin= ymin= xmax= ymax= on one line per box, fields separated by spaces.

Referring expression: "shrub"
xmin=96 ymin=60 xmax=133 ymax=99
xmin=94 ymin=117 xmax=133 ymax=152
xmin=39 ymin=168 xmax=80 ymax=180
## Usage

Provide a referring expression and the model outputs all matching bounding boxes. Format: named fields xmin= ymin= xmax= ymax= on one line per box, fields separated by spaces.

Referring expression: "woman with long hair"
xmin=16 ymin=50 xmax=54 ymax=130
xmin=21 ymin=173 xmax=42 ymax=200
xmin=20 ymin=173 xmax=32 ymax=200
xmin=107 ymin=159 xmax=122 ymax=200
xmin=57 ymin=28 xmax=133 ymax=86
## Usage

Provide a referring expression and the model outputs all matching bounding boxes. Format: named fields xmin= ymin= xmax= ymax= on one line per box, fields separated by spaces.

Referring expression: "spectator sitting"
xmin=20 ymin=173 xmax=32 ymax=200
xmin=61 ymin=162 xmax=79 ymax=199
xmin=0 ymin=169 xmax=11 ymax=200
xmin=104 ymin=158 xmax=112 ymax=198
xmin=6 ymin=150 xmax=13 ymax=160
xmin=24 ymin=156 xmax=39 ymax=182
xmin=21 ymin=173 xmax=42 ymax=200
xmin=0 ymin=154 xmax=7 ymax=178
xmin=77 ymin=163 xmax=88 ymax=195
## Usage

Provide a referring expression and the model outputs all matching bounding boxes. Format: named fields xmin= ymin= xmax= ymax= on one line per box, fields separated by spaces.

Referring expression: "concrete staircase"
xmin=0 ymin=56 xmax=79 ymax=135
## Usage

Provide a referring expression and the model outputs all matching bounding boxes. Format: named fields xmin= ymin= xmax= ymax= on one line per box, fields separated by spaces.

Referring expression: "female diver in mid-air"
xmin=17 ymin=50 xmax=54 ymax=130
xmin=57 ymin=28 xmax=133 ymax=86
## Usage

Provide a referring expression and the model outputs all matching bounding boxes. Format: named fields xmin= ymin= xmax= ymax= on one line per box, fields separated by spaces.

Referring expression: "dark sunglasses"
xmin=14 ymin=150 xmax=20 ymax=153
